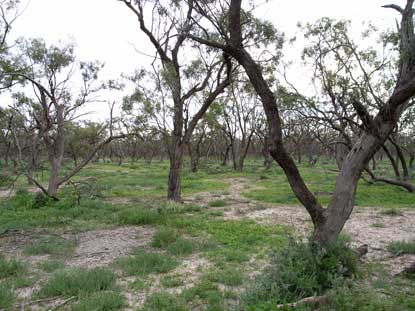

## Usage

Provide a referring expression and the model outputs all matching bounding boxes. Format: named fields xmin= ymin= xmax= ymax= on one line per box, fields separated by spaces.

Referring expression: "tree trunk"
xmin=167 ymin=142 xmax=184 ymax=201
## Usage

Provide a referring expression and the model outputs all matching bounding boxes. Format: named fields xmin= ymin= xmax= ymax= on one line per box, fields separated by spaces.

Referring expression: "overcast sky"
xmin=6 ymin=0 xmax=407 ymax=120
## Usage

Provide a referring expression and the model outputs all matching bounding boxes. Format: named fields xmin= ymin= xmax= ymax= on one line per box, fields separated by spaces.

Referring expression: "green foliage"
xmin=24 ymin=235 xmax=76 ymax=257
xmin=140 ymin=292 xmax=189 ymax=311
xmin=387 ymin=240 xmax=415 ymax=256
xmin=38 ymin=267 xmax=116 ymax=298
xmin=0 ymin=285 xmax=15 ymax=309
xmin=115 ymin=250 xmax=178 ymax=276
xmin=0 ymin=255 xmax=25 ymax=279
xmin=242 ymin=237 xmax=359 ymax=308
xmin=72 ymin=291 xmax=125 ymax=311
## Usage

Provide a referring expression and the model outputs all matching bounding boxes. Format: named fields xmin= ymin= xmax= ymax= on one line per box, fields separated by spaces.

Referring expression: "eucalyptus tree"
xmin=118 ymin=0 xmax=232 ymax=201
xmin=191 ymin=0 xmax=415 ymax=247
xmin=7 ymin=39 xmax=127 ymax=198
xmin=218 ymin=81 xmax=262 ymax=171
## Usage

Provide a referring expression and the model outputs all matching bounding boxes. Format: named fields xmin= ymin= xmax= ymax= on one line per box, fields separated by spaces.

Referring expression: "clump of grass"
xmin=0 ymin=285 xmax=15 ymax=309
xmin=24 ymin=236 xmax=76 ymax=257
xmin=387 ymin=240 xmax=415 ymax=256
xmin=129 ymin=279 xmax=148 ymax=291
xmin=72 ymin=291 xmax=125 ymax=311
xmin=208 ymin=199 xmax=227 ymax=207
xmin=181 ymin=279 xmax=226 ymax=309
xmin=38 ymin=267 xmax=116 ymax=298
xmin=167 ymin=238 xmax=197 ymax=256
xmin=161 ymin=275 xmax=184 ymax=288
xmin=371 ymin=222 xmax=386 ymax=228
xmin=380 ymin=208 xmax=403 ymax=216
xmin=151 ymin=228 xmax=178 ymax=248
xmin=118 ymin=207 xmax=163 ymax=225
xmin=0 ymin=256 xmax=25 ymax=279
xmin=319 ymin=281 xmax=413 ymax=311
xmin=205 ymin=267 xmax=245 ymax=286
xmin=38 ymin=259 xmax=65 ymax=272
xmin=141 ymin=292 xmax=188 ymax=311
xmin=242 ymin=236 xmax=359 ymax=308
xmin=115 ymin=250 xmax=178 ymax=276
xmin=151 ymin=228 xmax=197 ymax=256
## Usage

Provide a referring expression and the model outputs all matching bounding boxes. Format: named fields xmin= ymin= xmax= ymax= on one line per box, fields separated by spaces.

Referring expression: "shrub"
xmin=242 ymin=236 xmax=359 ymax=308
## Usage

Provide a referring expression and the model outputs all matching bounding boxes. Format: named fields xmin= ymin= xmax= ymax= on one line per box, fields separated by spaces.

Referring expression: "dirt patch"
xmin=188 ymin=177 xmax=415 ymax=274
xmin=68 ymin=226 xmax=155 ymax=267
xmin=122 ymin=253 xmax=211 ymax=310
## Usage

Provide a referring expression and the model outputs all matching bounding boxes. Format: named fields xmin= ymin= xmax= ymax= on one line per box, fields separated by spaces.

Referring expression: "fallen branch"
xmin=276 ymin=295 xmax=328 ymax=309
xmin=49 ymin=296 xmax=77 ymax=310
xmin=0 ymin=296 xmax=61 ymax=311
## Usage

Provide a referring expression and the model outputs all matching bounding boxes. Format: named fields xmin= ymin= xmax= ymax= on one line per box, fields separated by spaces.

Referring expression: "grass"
xmin=167 ymin=238 xmax=197 ymax=256
xmin=0 ymin=285 xmax=15 ymax=309
xmin=140 ymin=292 xmax=189 ymax=311
xmin=38 ymin=259 xmax=65 ymax=272
xmin=115 ymin=249 xmax=178 ymax=276
xmin=205 ymin=266 xmax=245 ymax=286
xmin=72 ymin=291 xmax=125 ymax=311
xmin=208 ymin=199 xmax=227 ymax=207
xmin=38 ymin=267 xmax=116 ymax=298
xmin=161 ymin=275 xmax=184 ymax=288
xmin=0 ymin=256 xmax=25 ymax=279
xmin=24 ymin=236 xmax=76 ymax=257
xmin=387 ymin=240 xmax=415 ymax=256
xmin=1 ymin=159 xmax=414 ymax=310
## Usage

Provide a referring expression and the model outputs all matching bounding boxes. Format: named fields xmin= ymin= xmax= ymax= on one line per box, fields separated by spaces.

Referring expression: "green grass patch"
xmin=140 ymin=292 xmax=189 ymax=311
xmin=387 ymin=240 xmax=415 ymax=256
xmin=205 ymin=266 xmax=245 ymax=286
xmin=161 ymin=275 xmax=184 ymax=288
xmin=38 ymin=259 xmax=65 ymax=272
xmin=151 ymin=228 xmax=179 ymax=248
xmin=72 ymin=291 xmax=125 ymax=311
xmin=115 ymin=250 xmax=178 ymax=276
xmin=0 ymin=256 xmax=25 ymax=279
xmin=38 ymin=267 xmax=116 ymax=298
xmin=24 ymin=236 xmax=76 ymax=257
xmin=0 ymin=285 xmax=15 ymax=309
xmin=208 ymin=199 xmax=227 ymax=207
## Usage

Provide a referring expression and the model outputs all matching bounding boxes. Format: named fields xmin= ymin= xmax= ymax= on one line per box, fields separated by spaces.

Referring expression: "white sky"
xmin=5 ymin=0 xmax=407 ymax=120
